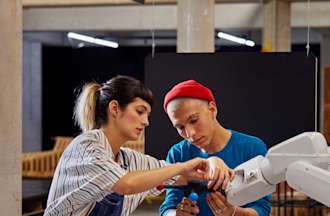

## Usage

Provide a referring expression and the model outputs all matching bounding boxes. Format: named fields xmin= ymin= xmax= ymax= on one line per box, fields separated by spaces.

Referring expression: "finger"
xmin=229 ymin=169 xmax=235 ymax=181
xmin=206 ymin=195 xmax=217 ymax=213
xmin=177 ymin=201 xmax=199 ymax=215
xmin=207 ymin=179 xmax=214 ymax=189
xmin=198 ymin=161 xmax=209 ymax=173
xmin=213 ymin=170 xmax=224 ymax=191
xmin=176 ymin=208 xmax=194 ymax=216
xmin=182 ymin=197 xmax=196 ymax=206
xmin=208 ymin=165 xmax=214 ymax=180
xmin=203 ymin=160 xmax=210 ymax=172
xmin=221 ymin=172 xmax=230 ymax=190
xmin=210 ymin=192 xmax=227 ymax=209
xmin=207 ymin=194 xmax=223 ymax=215
xmin=208 ymin=167 xmax=221 ymax=188
xmin=188 ymin=171 xmax=203 ymax=180
xmin=207 ymin=168 xmax=216 ymax=189
xmin=198 ymin=168 xmax=211 ymax=181
xmin=215 ymin=191 xmax=232 ymax=207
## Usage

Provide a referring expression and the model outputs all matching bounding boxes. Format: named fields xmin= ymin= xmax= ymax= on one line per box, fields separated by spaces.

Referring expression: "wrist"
xmin=176 ymin=175 xmax=187 ymax=185
xmin=234 ymin=206 xmax=250 ymax=216
xmin=176 ymin=162 xmax=186 ymax=173
xmin=207 ymin=157 xmax=223 ymax=167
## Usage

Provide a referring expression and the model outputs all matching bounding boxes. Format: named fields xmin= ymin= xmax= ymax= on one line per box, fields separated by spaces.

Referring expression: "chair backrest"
xmin=52 ymin=133 xmax=145 ymax=154
xmin=53 ymin=136 xmax=73 ymax=152
xmin=123 ymin=132 xmax=145 ymax=153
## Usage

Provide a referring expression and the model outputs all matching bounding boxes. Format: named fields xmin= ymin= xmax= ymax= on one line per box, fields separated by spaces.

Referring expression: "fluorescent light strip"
xmin=217 ymin=32 xmax=255 ymax=47
xmin=68 ymin=32 xmax=119 ymax=48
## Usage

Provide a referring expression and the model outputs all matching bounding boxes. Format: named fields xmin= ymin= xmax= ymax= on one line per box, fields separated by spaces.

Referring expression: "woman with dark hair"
xmin=44 ymin=75 xmax=232 ymax=216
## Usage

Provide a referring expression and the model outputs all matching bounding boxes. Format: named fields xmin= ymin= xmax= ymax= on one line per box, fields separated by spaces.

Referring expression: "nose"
xmin=184 ymin=126 xmax=196 ymax=139
xmin=142 ymin=115 xmax=149 ymax=127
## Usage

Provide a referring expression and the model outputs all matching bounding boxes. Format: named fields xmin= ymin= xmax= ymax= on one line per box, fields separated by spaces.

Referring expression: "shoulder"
xmin=231 ymin=130 xmax=267 ymax=155
xmin=76 ymin=129 xmax=105 ymax=144
xmin=67 ymin=129 xmax=109 ymax=158
xmin=70 ymin=130 xmax=101 ymax=145
xmin=232 ymin=130 xmax=266 ymax=146
xmin=169 ymin=139 xmax=190 ymax=151
xmin=120 ymin=147 xmax=163 ymax=164
xmin=168 ymin=139 xmax=195 ymax=155
xmin=166 ymin=140 xmax=194 ymax=163
xmin=120 ymin=147 xmax=146 ymax=160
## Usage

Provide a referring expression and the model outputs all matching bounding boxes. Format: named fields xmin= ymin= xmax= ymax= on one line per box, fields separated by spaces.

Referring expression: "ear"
xmin=108 ymin=100 xmax=120 ymax=118
xmin=208 ymin=101 xmax=218 ymax=119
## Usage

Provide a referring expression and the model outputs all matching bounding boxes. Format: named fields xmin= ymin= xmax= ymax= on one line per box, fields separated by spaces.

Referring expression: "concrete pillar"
xmin=0 ymin=0 xmax=22 ymax=215
xmin=262 ymin=0 xmax=291 ymax=52
xmin=23 ymin=40 xmax=42 ymax=152
xmin=177 ymin=0 xmax=215 ymax=53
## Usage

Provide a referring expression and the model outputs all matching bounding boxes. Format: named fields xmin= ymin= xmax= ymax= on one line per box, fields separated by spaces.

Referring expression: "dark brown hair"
xmin=74 ymin=75 xmax=154 ymax=132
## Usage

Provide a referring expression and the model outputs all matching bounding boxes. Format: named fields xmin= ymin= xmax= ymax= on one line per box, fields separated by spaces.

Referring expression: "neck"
xmin=101 ymin=124 xmax=126 ymax=160
xmin=204 ymin=122 xmax=231 ymax=153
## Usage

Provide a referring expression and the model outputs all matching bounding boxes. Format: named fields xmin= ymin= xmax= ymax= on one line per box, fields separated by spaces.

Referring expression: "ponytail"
xmin=74 ymin=83 xmax=101 ymax=132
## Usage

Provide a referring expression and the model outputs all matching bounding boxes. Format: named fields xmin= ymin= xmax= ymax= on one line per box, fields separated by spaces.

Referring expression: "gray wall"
xmin=23 ymin=39 xmax=42 ymax=152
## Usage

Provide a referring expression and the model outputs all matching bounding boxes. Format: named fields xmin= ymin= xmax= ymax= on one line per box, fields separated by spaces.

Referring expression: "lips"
xmin=136 ymin=128 xmax=143 ymax=134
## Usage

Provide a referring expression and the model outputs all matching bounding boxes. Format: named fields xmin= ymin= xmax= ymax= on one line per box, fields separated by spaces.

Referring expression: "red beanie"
xmin=163 ymin=80 xmax=216 ymax=112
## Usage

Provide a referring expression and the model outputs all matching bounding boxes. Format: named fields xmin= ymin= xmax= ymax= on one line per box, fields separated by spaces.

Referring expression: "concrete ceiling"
xmin=22 ymin=0 xmax=330 ymax=47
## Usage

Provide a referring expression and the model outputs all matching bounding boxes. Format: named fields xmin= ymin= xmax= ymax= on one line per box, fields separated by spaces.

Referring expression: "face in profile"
xmin=167 ymin=99 xmax=217 ymax=151
xmin=116 ymin=97 xmax=151 ymax=141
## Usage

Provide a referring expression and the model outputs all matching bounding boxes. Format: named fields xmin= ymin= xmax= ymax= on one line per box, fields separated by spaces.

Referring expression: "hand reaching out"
xmin=180 ymin=157 xmax=210 ymax=181
xmin=207 ymin=157 xmax=235 ymax=191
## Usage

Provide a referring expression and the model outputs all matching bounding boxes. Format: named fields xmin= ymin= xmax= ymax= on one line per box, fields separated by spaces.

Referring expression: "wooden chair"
xmin=22 ymin=136 xmax=73 ymax=179
xmin=123 ymin=132 xmax=145 ymax=153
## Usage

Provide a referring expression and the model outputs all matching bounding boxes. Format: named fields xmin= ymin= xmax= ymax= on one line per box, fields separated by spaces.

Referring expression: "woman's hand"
xmin=180 ymin=157 xmax=210 ymax=181
xmin=207 ymin=157 xmax=235 ymax=190
xmin=176 ymin=197 xmax=199 ymax=216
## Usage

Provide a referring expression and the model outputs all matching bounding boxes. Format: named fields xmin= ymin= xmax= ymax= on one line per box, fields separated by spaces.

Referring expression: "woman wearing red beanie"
xmin=161 ymin=80 xmax=271 ymax=216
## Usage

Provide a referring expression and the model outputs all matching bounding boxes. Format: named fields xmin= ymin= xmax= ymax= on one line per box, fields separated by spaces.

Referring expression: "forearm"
xmin=112 ymin=163 xmax=184 ymax=195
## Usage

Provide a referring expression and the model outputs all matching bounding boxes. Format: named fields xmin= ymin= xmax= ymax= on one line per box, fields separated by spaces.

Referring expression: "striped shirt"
xmin=45 ymin=129 xmax=176 ymax=216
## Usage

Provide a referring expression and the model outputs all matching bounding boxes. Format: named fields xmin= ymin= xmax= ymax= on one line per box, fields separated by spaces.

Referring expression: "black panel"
xmin=42 ymin=46 xmax=150 ymax=150
xmin=145 ymin=53 xmax=317 ymax=159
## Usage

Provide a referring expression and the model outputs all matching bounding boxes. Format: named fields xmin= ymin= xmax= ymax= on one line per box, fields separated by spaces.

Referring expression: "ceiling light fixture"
xmin=217 ymin=32 xmax=255 ymax=47
xmin=67 ymin=32 xmax=119 ymax=48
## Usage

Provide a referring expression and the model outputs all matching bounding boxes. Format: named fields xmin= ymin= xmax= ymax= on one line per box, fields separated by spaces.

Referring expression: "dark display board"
xmin=145 ymin=53 xmax=317 ymax=159
xmin=42 ymin=46 xmax=148 ymax=149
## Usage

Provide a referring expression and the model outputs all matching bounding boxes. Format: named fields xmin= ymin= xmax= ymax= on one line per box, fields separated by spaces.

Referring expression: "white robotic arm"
xmin=226 ymin=132 xmax=330 ymax=207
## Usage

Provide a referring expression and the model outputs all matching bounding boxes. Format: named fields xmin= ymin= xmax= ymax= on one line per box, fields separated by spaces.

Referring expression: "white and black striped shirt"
xmin=45 ymin=129 xmax=176 ymax=216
